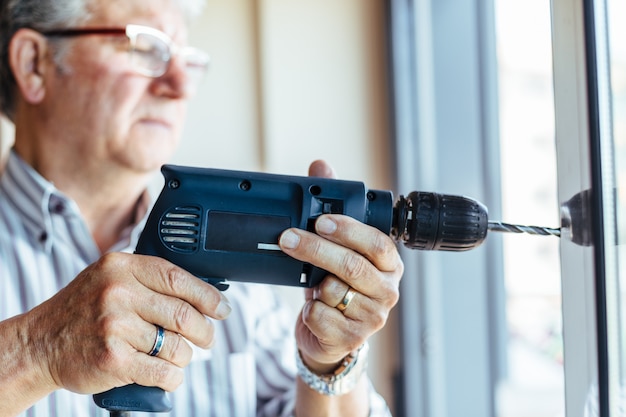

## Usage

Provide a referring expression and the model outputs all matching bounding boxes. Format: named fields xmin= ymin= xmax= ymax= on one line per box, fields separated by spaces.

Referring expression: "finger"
xmin=315 ymin=214 xmax=402 ymax=274
xmin=312 ymin=275 xmax=349 ymax=307
xmin=280 ymin=227 xmax=394 ymax=299
xmin=295 ymin=312 xmax=363 ymax=373
xmin=137 ymin=291 xmax=217 ymax=349
xmin=300 ymin=299 xmax=365 ymax=351
xmin=313 ymin=275 xmax=381 ymax=320
xmin=308 ymin=159 xmax=337 ymax=179
xmin=126 ymin=255 xmax=232 ymax=321
xmin=136 ymin=324 xmax=193 ymax=368
xmin=128 ymin=352 xmax=185 ymax=392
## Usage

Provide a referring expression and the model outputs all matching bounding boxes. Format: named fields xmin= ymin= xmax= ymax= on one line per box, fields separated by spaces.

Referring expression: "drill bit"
xmin=488 ymin=221 xmax=561 ymax=237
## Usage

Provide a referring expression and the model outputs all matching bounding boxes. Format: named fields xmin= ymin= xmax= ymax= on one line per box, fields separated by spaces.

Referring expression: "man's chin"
xmin=116 ymin=150 xmax=177 ymax=176
xmin=126 ymin=137 xmax=180 ymax=169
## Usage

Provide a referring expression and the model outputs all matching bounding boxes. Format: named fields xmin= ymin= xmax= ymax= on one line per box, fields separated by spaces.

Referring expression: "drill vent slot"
xmin=160 ymin=206 xmax=201 ymax=253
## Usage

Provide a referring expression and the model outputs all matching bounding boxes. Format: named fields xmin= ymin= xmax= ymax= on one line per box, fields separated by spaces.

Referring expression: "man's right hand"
xmin=25 ymin=252 xmax=230 ymax=395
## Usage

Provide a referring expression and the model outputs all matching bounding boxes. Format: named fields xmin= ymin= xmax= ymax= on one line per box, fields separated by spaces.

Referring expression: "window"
xmin=495 ymin=1 xmax=564 ymax=416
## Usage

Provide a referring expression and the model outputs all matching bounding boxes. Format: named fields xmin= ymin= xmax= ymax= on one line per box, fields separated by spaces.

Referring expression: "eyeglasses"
xmin=40 ymin=24 xmax=210 ymax=86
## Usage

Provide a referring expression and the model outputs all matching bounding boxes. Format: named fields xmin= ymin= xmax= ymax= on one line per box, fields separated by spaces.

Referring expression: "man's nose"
xmin=150 ymin=56 xmax=190 ymax=99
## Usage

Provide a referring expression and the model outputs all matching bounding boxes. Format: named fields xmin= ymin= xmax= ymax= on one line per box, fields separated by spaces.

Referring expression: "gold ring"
xmin=336 ymin=287 xmax=357 ymax=313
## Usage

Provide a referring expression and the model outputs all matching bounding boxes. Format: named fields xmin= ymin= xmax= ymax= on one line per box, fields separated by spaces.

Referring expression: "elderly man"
xmin=0 ymin=0 xmax=403 ymax=416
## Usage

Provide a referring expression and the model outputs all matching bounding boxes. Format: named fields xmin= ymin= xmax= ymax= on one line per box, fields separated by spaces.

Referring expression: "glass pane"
xmin=602 ymin=0 xmax=626 ymax=414
xmin=494 ymin=1 xmax=565 ymax=416
xmin=608 ymin=0 xmax=626 ymax=384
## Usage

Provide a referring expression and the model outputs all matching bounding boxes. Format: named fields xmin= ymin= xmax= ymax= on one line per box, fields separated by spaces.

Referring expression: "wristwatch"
xmin=296 ymin=342 xmax=369 ymax=396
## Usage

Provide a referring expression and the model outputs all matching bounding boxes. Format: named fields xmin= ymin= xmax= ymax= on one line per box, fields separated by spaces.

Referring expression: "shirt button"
xmin=51 ymin=201 xmax=65 ymax=214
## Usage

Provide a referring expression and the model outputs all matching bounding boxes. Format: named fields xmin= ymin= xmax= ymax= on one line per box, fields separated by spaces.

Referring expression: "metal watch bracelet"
xmin=296 ymin=342 xmax=369 ymax=396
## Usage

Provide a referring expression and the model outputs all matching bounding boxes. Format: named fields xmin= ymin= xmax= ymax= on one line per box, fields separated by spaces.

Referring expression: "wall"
xmin=181 ymin=0 xmax=392 ymax=184
xmin=177 ymin=0 xmax=398 ymax=411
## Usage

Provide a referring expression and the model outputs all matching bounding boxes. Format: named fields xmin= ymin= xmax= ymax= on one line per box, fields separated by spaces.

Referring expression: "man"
xmin=0 ymin=0 xmax=403 ymax=416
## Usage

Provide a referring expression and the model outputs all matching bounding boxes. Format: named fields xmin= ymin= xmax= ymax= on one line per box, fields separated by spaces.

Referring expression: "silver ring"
xmin=149 ymin=325 xmax=165 ymax=357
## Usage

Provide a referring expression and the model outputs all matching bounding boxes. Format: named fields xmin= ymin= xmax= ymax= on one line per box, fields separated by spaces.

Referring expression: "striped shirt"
xmin=0 ymin=151 xmax=391 ymax=417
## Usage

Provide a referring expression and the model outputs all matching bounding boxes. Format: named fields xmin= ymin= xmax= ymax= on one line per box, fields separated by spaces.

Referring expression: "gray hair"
xmin=0 ymin=0 xmax=206 ymax=121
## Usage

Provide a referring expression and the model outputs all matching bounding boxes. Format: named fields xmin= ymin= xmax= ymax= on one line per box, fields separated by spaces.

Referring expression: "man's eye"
xmin=134 ymin=43 xmax=152 ymax=53
xmin=133 ymin=46 xmax=157 ymax=59
xmin=134 ymin=39 xmax=157 ymax=54
xmin=134 ymin=34 xmax=169 ymax=56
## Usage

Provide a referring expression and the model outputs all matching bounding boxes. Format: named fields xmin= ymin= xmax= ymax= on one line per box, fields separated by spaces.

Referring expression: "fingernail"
xmin=316 ymin=217 xmax=337 ymax=235
xmin=217 ymin=293 xmax=232 ymax=318
xmin=280 ymin=230 xmax=300 ymax=249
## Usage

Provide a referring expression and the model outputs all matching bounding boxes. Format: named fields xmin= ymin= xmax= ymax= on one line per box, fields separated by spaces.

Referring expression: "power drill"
xmin=138 ymin=165 xmax=492 ymax=290
xmin=93 ymin=164 xmax=564 ymax=415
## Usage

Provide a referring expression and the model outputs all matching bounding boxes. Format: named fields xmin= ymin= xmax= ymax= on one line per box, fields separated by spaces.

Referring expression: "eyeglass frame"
xmin=37 ymin=24 xmax=210 ymax=79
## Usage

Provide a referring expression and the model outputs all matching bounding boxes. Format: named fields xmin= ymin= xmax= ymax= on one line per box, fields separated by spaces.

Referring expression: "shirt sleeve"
xmin=367 ymin=380 xmax=394 ymax=417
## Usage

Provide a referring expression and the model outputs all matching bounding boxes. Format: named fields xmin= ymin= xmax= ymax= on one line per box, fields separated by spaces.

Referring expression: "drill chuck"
xmin=392 ymin=192 xmax=489 ymax=251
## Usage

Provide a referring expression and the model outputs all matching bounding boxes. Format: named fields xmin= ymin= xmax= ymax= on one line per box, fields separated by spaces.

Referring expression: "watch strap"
xmin=296 ymin=342 xmax=369 ymax=396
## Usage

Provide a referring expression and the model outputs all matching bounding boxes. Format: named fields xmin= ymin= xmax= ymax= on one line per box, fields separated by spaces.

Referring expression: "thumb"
xmin=308 ymin=159 xmax=337 ymax=179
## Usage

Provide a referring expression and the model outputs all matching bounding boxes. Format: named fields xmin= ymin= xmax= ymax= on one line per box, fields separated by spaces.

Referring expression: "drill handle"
xmin=93 ymin=384 xmax=171 ymax=413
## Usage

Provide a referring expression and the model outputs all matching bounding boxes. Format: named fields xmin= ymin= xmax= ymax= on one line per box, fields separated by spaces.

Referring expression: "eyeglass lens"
xmin=129 ymin=32 xmax=208 ymax=83
xmin=130 ymin=32 xmax=171 ymax=77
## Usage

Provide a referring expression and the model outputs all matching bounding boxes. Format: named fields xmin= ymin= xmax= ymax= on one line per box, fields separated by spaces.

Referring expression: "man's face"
xmin=43 ymin=0 xmax=194 ymax=174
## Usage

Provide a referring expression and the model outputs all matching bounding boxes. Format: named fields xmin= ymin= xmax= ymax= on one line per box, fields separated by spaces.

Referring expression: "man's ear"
xmin=9 ymin=28 xmax=50 ymax=105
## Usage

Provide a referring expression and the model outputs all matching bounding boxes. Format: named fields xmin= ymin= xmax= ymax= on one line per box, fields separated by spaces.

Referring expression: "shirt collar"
xmin=110 ymin=188 xmax=153 ymax=253
xmin=1 ymin=151 xmax=70 ymax=246
xmin=1 ymin=150 xmax=151 ymax=254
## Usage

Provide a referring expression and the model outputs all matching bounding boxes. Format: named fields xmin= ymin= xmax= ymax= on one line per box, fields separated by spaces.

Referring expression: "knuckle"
xmin=170 ymin=332 xmax=183 ymax=353
xmin=396 ymin=257 xmax=405 ymax=276
xmin=171 ymin=302 xmax=194 ymax=333
xmin=95 ymin=252 xmax=119 ymax=269
xmin=370 ymin=232 xmax=392 ymax=257
xmin=369 ymin=309 xmax=388 ymax=331
xmin=383 ymin=282 xmax=400 ymax=307
xmin=303 ymin=301 xmax=335 ymax=330
xmin=93 ymin=314 xmax=129 ymax=370
xmin=317 ymin=276 xmax=343 ymax=299
xmin=376 ymin=280 xmax=400 ymax=310
xmin=94 ymin=351 xmax=118 ymax=376
xmin=164 ymin=369 xmax=185 ymax=392
xmin=164 ymin=265 xmax=189 ymax=294
xmin=341 ymin=254 xmax=368 ymax=280
xmin=390 ymin=286 xmax=401 ymax=306
xmin=170 ymin=335 xmax=192 ymax=366
xmin=308 ymin=237 xmax=326 ymax=260
xmin=94 ymin=252 xmax=128 ymax=277
xmin=149 ymin=361 xmax=175 ymax=386
xmin=94 ymin=333 xmax=120 ymax=372
xmin=371 ymin=233 xmax=400 ymax=269
xmin=98 ymin=313 xmax=117 ymax=337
